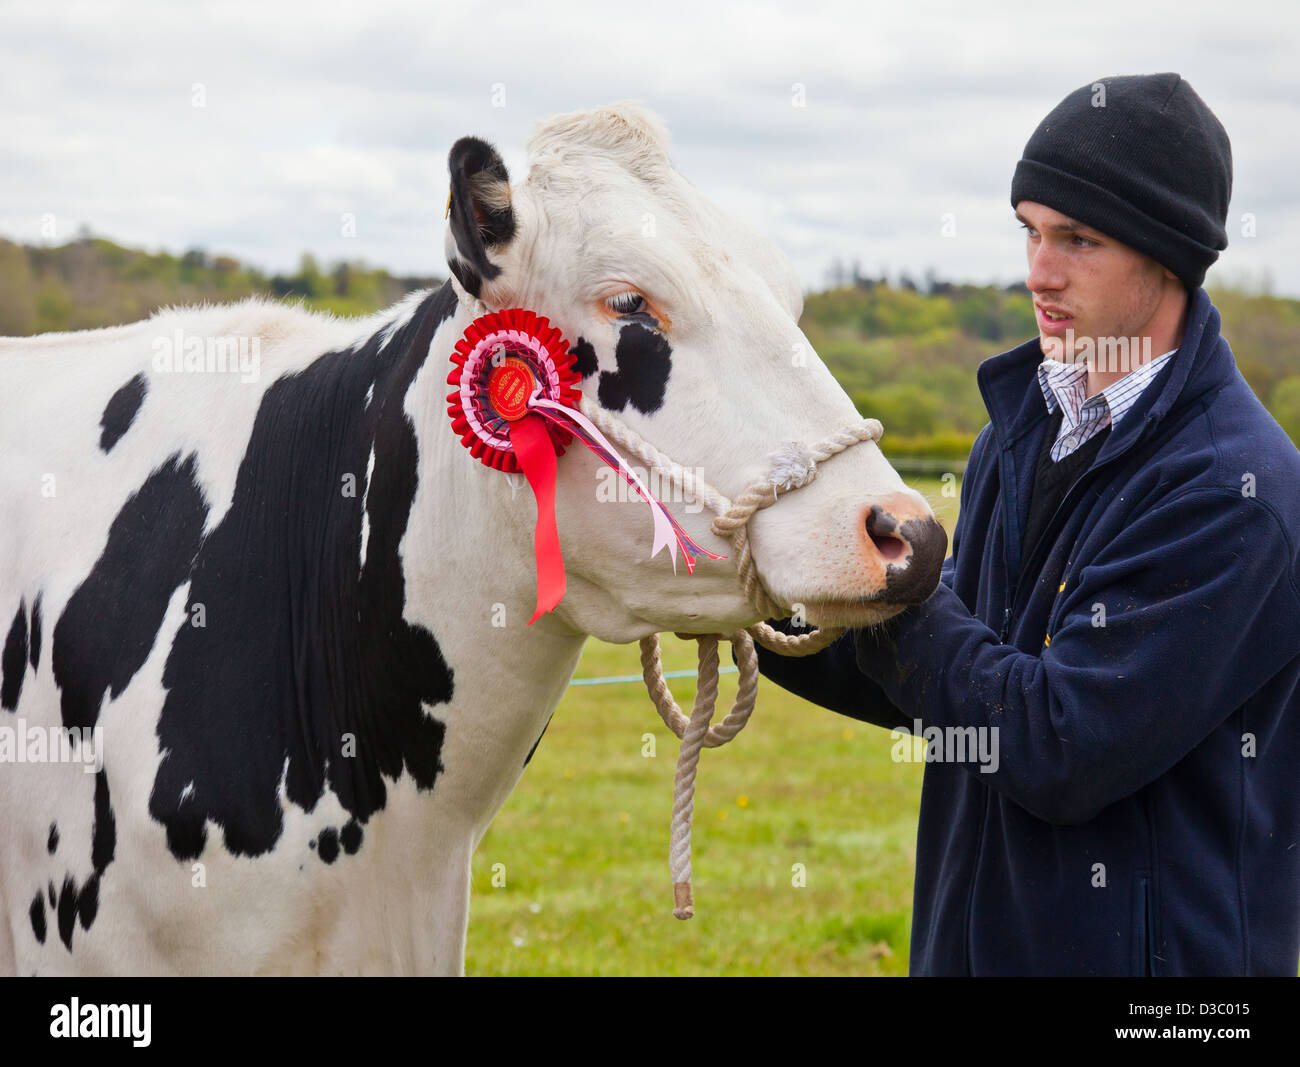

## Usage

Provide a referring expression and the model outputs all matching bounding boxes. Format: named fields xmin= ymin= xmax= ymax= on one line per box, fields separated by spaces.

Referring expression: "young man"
xmin=756 ymin=73 xmax=1300 ymax=976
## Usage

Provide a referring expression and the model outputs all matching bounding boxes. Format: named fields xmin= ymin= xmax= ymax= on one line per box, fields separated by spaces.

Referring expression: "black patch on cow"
xmin=1 ymin=600 xmax=27 ymax=711
xmin=47 ymin=438 xmax=194 ymax=952
xmin=56 ymin=877 xmax=79 ymax=949
xmin=29 ymin=594 xmax=42 ymax=672
xmin=596 ymin=323 xmax=671 ymax=414
xmin=340 ymin=819 xmax=362 ymax=855
xmin=77 ymin=874 xmax=100 ymax=930
xmin=570 ymin=338 xmax=598 ymax=379
xmin=523 ymin=713 xmax=553 ymax=768
xmin=99 ymin=373 xmax=148 ymax=452
xmin=149 ymin=284 xmax=458 ymax=862
xmin=52 ymin=453 xmax=208 ymax=734
xmin=92 ymin=769 xmax=116 ymax=873
xmin=318 ymin=827 xmax=340 ymax=864
xmin=447 ymin=259 xmax=482 ymax=301
xmin=40 ymin=771 xmax=115 ymax=952
xmin=445 ymin=137 xmax=515 ymax=299
xmin=30 ymin=894 xmax=46 ymax=945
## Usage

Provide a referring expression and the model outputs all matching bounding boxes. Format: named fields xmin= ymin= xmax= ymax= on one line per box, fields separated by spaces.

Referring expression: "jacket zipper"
xmin=1000 ymin=489 xmax=1084 ymax=643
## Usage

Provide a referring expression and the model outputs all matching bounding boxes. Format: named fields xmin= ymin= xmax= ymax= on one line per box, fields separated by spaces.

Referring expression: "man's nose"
xmin=1026 ymin=241 xmax=1067 ymax=294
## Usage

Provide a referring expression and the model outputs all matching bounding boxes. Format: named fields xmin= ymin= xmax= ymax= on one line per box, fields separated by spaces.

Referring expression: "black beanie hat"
xmin=1010 ymin=73 xmax=1232 ymax=290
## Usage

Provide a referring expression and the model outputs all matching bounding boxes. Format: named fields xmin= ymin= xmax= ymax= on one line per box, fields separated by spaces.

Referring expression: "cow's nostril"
xmin=865 ymin=504 xmax=908 ymax=564
xmin=869 ymin=531 xmax=908 ymax=563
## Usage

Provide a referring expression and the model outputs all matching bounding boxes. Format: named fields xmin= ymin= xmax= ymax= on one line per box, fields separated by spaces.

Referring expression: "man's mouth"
xmin=1035 ymin=303 xmax=1075 ymax=334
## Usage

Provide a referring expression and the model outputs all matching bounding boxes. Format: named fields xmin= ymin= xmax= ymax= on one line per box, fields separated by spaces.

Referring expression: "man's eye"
xmin=1074 ymin=235 xmax=1097 ymax=248
xmin=1020 ymin=223 xmax=1038 ymax=237
xmin=606 ymin=291 xmax=646 ymax=315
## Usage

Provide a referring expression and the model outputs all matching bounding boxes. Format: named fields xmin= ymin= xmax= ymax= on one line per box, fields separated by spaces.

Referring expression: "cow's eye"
xmin=606 ymin=291 xmax=646 ymax=316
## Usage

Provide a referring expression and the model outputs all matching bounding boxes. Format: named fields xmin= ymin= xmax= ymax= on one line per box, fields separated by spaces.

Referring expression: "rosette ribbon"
xmin=447 ymin=308 xmax=724 ymax=624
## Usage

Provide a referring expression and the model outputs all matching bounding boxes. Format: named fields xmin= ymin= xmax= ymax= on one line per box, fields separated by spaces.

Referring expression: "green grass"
xmin=465 ymin=479 xmax=959 ymax=975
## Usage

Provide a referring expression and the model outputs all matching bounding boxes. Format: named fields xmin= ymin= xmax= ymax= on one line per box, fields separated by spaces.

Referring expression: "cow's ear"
xmin=444 ymin=136 xmax=516 ymax=300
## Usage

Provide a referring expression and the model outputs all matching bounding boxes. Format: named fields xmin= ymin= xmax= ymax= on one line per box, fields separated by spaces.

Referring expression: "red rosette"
xmin=446 ymin=308 xmax=582 ymax=472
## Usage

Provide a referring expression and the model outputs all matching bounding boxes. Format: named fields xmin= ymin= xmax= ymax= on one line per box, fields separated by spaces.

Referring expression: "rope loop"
xmin=615 ymin=410 xmax=883 ymax=919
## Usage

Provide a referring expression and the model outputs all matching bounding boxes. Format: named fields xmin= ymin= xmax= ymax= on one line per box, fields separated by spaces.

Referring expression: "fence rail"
xmin=888 ymin=457 xmax=968 ymax=475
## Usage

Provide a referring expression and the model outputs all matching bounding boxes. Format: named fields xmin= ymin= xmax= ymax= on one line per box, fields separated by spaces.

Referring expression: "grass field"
xmin=465 ymin=477 xmax=960 ymax=976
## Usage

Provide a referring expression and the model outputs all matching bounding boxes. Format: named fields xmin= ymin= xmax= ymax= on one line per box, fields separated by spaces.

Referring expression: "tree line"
xmin=3 ymin=235 xmax=1297 ymax=460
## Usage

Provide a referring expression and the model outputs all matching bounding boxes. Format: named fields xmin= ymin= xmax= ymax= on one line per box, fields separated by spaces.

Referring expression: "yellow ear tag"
xmin=444 ymin=191 xmax=452 ymax=219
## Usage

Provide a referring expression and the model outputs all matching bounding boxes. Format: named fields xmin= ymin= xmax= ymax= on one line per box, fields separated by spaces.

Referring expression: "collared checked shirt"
xmin=1036 ymin=348 xmax=1178 ymax=462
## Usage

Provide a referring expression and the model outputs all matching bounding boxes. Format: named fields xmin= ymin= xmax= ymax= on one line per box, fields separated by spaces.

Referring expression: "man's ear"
xmin=444 ymin=136 xmax=516 ymax=300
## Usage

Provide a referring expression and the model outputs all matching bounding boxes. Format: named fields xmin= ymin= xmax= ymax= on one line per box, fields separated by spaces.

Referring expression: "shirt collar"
xmin=1037 ymin=347 xmax=1178 ymax=422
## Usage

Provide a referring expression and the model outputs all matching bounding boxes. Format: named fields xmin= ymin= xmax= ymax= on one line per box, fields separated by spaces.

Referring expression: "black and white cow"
xmin=0 ymin=102 xmax=944 ymax=975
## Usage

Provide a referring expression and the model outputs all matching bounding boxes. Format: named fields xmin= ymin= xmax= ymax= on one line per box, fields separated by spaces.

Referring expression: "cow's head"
xmin=443 ymin=102 xmax=946 ymax=641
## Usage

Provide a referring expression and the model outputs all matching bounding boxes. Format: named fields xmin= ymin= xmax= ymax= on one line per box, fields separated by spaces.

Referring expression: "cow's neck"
xmin=354 ymin=283 xmax=590 ymax=830
xmin=151 ymin=283 xmax=587 ymax=861
xmin=394 ymin=285 xmax=591 ymax=828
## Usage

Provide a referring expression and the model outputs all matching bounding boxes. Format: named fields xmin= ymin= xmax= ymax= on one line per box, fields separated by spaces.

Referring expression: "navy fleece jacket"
xmin=756 ymin=287 xmax=1300 ymax=975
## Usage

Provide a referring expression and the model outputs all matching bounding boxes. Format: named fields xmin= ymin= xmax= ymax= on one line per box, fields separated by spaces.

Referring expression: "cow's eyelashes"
xmin=604 ymin=290 xmax=667 ymax=332
xmin=606 ymin=291 xmax=646 ymax=316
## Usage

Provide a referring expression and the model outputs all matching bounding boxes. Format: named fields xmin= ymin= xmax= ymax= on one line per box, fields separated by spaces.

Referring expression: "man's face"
xmin=1016 ymin=200 xmax=1171 ymax=362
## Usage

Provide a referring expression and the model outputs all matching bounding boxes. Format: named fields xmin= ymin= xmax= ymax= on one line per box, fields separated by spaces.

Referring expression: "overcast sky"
xmin=3 ymin=0 xmax=1296 ymax=296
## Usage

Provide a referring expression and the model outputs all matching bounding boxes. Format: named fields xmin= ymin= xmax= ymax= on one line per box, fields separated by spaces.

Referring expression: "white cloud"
xmin=0 ymin=0 xmax=1295 ymax=295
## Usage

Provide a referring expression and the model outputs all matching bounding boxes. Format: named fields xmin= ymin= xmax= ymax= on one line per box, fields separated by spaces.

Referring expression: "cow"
xmin=0 ymin=102 xmax=946 ymax=975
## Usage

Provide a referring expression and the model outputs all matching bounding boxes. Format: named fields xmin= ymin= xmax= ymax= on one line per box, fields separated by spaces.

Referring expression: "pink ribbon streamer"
xmin=528 ymin=395 xmax=726 ymax=574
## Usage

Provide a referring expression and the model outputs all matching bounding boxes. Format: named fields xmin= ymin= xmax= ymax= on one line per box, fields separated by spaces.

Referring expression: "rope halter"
xmin=575 ymin=396 xmax=884 ymax=918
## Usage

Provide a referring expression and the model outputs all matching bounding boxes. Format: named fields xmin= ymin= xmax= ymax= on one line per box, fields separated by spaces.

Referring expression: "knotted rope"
xmin=576 ymin=396 xmax=883 ymax=917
